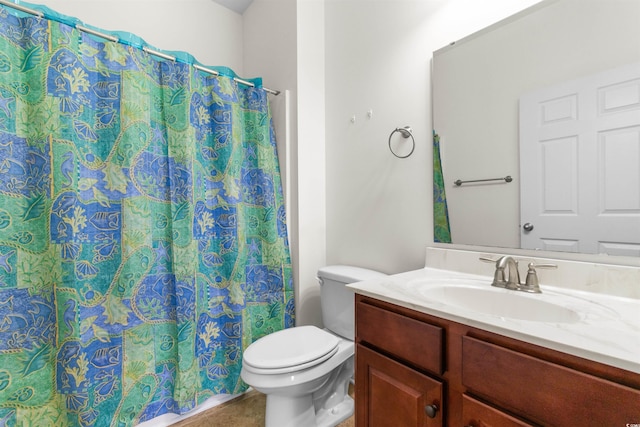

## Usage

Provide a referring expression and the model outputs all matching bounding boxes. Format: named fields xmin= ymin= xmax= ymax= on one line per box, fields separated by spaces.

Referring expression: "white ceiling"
xmin=211 ymin=0 xmax=254 ymax=14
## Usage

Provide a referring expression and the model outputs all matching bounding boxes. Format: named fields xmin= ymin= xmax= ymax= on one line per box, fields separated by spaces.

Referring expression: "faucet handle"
xmin=479 ymin=256 xmax=500 ymax=264
xmin=529 ymin=263 xmax=558 ymax=269
xmin=521 ymin=262 xmax=557 ymax=293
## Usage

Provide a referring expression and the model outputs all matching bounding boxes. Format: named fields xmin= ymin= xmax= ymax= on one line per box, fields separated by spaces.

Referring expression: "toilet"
xmin=240 ymin=265 xmax=386 ymax=427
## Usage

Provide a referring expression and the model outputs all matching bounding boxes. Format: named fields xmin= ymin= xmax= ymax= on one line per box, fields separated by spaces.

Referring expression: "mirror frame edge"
xmin=431 ymin=242 xmax=640 ymax=267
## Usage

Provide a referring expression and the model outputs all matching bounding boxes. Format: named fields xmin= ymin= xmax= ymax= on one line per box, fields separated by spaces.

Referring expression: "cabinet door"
xmin=462 ymin=394 xmax=534 ymax=427
xmin=356 ymin=344 xmax=443 ymax=427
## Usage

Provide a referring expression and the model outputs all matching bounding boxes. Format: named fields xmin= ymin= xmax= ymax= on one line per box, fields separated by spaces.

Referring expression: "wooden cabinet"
xmin=357 ymin=301 xmax=444 ymax=375
xmin=462 ymin=336 xmax=640 ymax=425
xmin=461 ymin=395 xmax=532 ymax=427
xmin=356 ymin=344 xmax=443 ymax=426
xmin=355 ymin=294 xmax=640 ymax=426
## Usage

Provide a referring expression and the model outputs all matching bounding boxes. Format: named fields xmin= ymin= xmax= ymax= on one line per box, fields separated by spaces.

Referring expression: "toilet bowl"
xmin=242 ymin=326 xmax=354 ymax=427
xmin=240 ymin=265 xmax=386 ymax=427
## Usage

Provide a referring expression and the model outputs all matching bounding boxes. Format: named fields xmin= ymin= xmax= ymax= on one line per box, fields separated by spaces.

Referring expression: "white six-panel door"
xmin=520 ymin=62 xmax=640 ymax=256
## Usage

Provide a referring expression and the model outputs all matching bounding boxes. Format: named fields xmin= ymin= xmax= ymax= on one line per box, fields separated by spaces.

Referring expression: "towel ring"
xmin=388 ymin=126 xmax=415 ymax=158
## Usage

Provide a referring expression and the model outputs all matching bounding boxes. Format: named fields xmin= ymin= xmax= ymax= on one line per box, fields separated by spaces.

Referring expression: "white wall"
xmin=32 ymin=0 xmax=243 ymax=71
xmin=324 ymin=1 xmax=434 ymax=275
xmin=292 ymin=0 xmax=327 ymax=326
xmin=243 ymin=0 xmax=550 ymax=329
xmin=324 ymin=0 xmax=543 ymax=275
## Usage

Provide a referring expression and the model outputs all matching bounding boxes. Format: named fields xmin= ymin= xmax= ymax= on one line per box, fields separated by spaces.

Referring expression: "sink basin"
xmin=414 ymin=284 xmax=581 ymax=323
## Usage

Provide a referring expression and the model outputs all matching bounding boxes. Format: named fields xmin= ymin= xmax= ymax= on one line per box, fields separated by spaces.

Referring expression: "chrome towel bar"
xmin=454 ymin=175 xmax=512 ymax=186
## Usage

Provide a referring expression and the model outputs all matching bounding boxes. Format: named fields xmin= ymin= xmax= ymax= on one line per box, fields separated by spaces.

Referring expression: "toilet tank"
xmin=317 ymin=265 xmax=387 ymax=341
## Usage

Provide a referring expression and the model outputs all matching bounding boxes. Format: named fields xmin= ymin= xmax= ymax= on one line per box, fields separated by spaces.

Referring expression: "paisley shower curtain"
xmin=0 ymin=3 xmax=293 ymax=426
xmin=433 ymin=132 xmax=451 ymax=243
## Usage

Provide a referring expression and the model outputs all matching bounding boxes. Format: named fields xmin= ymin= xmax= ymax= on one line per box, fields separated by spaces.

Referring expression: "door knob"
xmin=425 ymin=404 xmax=439 ymax=418
xmin=523 ymin=222 xmax=534 ymax=231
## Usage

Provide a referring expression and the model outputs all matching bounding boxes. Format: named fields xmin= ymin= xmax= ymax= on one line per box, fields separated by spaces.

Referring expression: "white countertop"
xmin=348 ymin=267 xmax=640 ymax=374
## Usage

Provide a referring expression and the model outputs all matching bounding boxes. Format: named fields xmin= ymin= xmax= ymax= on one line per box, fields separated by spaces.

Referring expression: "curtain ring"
xmin=388 ymin=126 xmax=415 ymax=158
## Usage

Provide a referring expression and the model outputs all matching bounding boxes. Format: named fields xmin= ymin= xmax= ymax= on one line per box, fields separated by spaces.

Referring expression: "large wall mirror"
xmin=433 ymin=0 xmax=640 ymax=261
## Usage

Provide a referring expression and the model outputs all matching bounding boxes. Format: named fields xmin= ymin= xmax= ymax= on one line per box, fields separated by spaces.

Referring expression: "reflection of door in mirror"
xmin=520 ymin=62 xmax=640 ymax=256
xmin=432 ymin=0 xmax=640 ymax=256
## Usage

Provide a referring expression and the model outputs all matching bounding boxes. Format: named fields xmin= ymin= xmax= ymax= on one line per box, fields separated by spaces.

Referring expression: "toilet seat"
xmin=243 ymin=325 xmax=340 ymax=375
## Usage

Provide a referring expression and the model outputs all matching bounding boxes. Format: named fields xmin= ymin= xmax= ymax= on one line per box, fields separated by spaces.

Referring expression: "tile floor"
xmin=173 ymin=387 xmax=355 ymax=427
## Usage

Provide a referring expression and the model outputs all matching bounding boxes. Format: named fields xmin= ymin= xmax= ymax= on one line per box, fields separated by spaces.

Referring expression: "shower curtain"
xmin=433 ymin=132 xmax=451 ymax=243
xmin=0 ymin=4 xmax=293 ymax=426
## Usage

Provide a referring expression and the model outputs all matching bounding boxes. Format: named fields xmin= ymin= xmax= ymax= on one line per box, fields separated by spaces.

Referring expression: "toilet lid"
xmin=243 ymin=325 xmax=339 ymax=371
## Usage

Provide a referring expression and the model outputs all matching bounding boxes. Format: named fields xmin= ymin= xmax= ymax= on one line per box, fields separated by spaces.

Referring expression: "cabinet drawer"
xmin=462 ymin=394 xmax=533 ymax=427
xmin=462 ymin=336 xmax=640 ymax=426
xmin=357 ymin=301 xmax=444 ymax=375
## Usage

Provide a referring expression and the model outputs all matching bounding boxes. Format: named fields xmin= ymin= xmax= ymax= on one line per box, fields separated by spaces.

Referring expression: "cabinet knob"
xmin=425 ymin=404 xmax=439 ymax=418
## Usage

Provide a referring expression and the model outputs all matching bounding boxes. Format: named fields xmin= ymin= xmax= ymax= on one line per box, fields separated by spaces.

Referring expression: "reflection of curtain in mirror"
xmin=433 ymin=132 xmax=451 ymax=243
xmin=0 ymin=4 xmax=293 ymax=426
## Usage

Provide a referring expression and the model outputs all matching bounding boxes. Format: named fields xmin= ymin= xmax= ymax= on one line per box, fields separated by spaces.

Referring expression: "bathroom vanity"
xmin=355 ymin=294 xmax=639 ymax=426
xmin=349 ymin=249 xmax=640 ymax=426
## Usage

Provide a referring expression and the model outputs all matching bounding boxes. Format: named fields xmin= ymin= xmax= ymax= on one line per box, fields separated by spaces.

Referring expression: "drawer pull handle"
xmin=425 ymin=404 xmax=439 ymax=418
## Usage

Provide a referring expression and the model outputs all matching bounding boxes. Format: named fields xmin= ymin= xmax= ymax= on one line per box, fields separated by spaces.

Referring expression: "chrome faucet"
xmin=482 ymin=256 xmax=520 ymax=290
xmin=480 ymin=256 xmax=557 ymax=293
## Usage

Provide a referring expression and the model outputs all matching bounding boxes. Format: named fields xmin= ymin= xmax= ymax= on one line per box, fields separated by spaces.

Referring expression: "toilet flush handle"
xmin=316 ymin=276 xmax=324 ymax=285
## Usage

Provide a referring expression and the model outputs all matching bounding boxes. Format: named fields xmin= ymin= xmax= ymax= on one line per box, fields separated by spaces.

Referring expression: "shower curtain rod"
xmin=0 ymin=0 xmax=280 ymax=96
